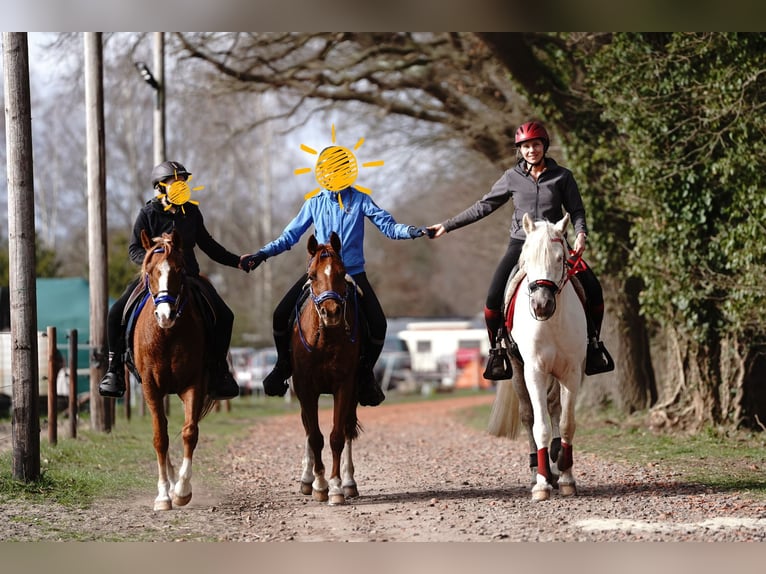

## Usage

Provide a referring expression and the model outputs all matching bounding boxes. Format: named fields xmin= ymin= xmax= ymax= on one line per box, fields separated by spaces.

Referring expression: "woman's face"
xmin=520 ymin=139 xmax=545 ymax=164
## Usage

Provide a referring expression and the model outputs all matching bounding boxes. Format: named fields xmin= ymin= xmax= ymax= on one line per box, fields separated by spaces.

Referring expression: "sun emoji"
xmin=155 ymin=174 xmax=204 ymax=214
xmin=294 ymin=124 xmax=384 ymax=210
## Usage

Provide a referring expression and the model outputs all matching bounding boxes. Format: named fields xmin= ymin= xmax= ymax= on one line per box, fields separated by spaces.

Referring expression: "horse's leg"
xmin=557 ymin=377 xmax=579 ymax=497
xmin=526 ymin=370 xmax=554 ymax=501
xmin=327 ymin=390 xmax=353 ymax=505
xmin=300 ymin=437 xmax=315 ymax=495
xmin=547 ymin=380 xmax=562 ymax=488
xmin=146 ymin=388 xmax=173 ymax=511
xmin=300 ymin=395 xmax=328 ymax=501
xmin=511 ymin=376 xmax=538 ymax=485
xmin=172 ymin=387 xmax=202 ymax=507
xmin=340 ymin=438 xmax=358 ymax=499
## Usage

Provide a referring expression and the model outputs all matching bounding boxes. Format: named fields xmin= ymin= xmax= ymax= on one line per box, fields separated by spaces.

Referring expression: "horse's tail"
xmin=487 ymin=379 xmax=521 ymax=439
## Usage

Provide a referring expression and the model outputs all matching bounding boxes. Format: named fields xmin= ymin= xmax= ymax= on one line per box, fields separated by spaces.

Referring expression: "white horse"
xmin=488 ymin=212 xmax=587 ymax=501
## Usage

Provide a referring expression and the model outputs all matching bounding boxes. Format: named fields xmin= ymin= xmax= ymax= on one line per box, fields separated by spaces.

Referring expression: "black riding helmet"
xmin=151 ymin=161 xmax=191 ymax=189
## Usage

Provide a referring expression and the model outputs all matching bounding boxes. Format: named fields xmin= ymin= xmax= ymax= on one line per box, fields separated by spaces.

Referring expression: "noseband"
xmin=145 ymin=247 xmax=187 ymax=318
xmin=298 ymin=249 xmax=359 ymax=351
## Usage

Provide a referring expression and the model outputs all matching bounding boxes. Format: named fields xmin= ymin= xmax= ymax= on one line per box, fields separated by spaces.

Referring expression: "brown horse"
xmin=292 ymin=232 xmax=362 ymax=505
xmin=133 ymin=228 xmax=216 ymax=511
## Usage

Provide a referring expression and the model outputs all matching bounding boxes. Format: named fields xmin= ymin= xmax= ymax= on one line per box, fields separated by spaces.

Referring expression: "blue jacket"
xmin=260 ymin=188 xmax=414 ymax=275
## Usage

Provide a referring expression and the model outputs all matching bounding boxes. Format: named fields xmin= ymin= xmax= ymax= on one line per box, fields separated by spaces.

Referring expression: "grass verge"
xmin=458 ymin=402 xmax=766 ymax=498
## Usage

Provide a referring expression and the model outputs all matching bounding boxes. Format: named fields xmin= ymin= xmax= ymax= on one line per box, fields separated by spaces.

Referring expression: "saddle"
xmin=290 ymin=274 xmax=366 ymax=351
xmin=123 ymin=277 xmax=218 ymax=383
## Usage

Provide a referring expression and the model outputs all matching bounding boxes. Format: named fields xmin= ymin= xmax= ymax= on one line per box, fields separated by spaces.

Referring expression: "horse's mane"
xmin=520 ymin=220 xmax=560 ymax=269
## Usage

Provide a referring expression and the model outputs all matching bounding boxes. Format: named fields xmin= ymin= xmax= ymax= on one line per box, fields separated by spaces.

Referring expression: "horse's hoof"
xmin=173 ymin=493 xmax=192 ymax=507
xmin=313 ymin=489 xmax=329 ymax=502
xmin=531 ymin=484 xmax=552 ymax=502
xmin=559 ymin=483 xmax=577 ymax=497
xmin=154 ymin=499 xmax=172 ymax=511
xmin=343 ymin=485 xmax=359 ymax=498
xmin=300 ymin=482 xmax=313 ymax=496
xmin=329 ymin=493 xmax=346 ymax=505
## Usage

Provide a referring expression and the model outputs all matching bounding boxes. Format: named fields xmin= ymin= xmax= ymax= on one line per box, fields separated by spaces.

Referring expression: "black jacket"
xmin=128 ymin=199 xmax=240 ymax=277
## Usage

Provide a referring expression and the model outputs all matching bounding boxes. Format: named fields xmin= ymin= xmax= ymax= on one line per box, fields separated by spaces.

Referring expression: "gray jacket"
xmin=441 ymin=158 xmax=587 ymax=240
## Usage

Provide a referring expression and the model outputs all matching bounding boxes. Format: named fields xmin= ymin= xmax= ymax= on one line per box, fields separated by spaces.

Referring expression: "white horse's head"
xmin=521 ymin=212 xmax=570 ymax=320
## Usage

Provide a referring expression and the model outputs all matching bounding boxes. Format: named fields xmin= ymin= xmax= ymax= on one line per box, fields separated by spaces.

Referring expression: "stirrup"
xmin=483 ymin=347 xmax=513 ymax=380
xmin=585 ymin=341 xmax=615 ymax=375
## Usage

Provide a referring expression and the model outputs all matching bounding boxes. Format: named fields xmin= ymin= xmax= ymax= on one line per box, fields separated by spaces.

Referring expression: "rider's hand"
xmin=241 ymin=250 xmax=268 ymax=272
xmin=425 ymin=224 xmax=445 ymax=239
xmin=408 ymin=226 xmax=428 ymax=239
xmin=573 ymin=232 xmax=587 ymax=257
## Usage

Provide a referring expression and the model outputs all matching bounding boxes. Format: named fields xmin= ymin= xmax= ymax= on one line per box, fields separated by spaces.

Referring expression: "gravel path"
xmin=2 ymin=393 xmax=765 ymax=542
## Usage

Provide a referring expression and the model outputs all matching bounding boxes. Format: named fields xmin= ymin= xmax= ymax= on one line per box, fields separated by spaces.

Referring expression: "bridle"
xmin=297 ymin=248 xmax=359 ymax=351
xmin=144 ymin=247 xmax=187 ymax=321
xmin=525 ymin=236 xmax=579 ymax=320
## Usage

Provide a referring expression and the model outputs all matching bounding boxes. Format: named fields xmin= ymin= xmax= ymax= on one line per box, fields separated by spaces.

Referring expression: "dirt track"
xmin=2 ymin=392 xmax=765 ymax=542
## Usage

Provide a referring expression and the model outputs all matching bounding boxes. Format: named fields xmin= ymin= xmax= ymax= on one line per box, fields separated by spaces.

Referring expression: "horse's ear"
xmin=554 ymin=213 xmax=570 ymax=235
xmin=329 ymin=231 xmax=342 ymax=254
xmin=522 ymin=213 xmax=535 ymax=235
xmin=307 ymin=234 xmax=318 ymax=255
xmin=141 ymin=228 xmax=152 ymax=250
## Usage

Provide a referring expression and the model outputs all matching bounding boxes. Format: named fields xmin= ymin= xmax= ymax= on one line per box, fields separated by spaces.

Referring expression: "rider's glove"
xmin=243 ymin=250 xmax=268 ymax=271
xmin=408 ymin=226 xmax=427 ymax=239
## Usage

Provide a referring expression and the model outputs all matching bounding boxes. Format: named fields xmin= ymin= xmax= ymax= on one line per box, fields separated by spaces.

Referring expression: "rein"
xmin=297 ymin=250 xmax=359 ymax=352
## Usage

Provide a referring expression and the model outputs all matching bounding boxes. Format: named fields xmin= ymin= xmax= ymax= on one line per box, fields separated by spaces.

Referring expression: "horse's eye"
xmin=308 ymin=273 xmax=317 ymax=281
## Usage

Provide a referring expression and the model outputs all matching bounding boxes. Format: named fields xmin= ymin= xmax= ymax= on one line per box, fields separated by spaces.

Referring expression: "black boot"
xmin=263 ymin=331 xmax=292 ymax=397
xmin=263 ymin=358 xmax=291 ymax=397
xmin=98 ymin=351 xmax=126 ymax=398
xmin=358 ymin=358 xmax=385 ymax=407
xmin=585 ymin=338 xmax=615 ymax=375
xmin=212 ymin=360 xmax=240 ymax=400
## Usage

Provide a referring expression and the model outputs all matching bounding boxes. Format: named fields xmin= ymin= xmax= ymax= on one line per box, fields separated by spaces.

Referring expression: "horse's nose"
xmin=155 ymin=307 xmax=177 ymax=329
xmin=531 ymin=294 xmax=556 ymax=320
xmin=320 ymin=302 xmax=343 ymax=326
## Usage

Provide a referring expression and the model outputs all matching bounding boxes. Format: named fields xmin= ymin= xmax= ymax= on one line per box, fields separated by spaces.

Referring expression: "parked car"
xmin=373 ymin=335 xmax=413 ymax=391
xmin=229 ymin=347 xmax=256 ymax=395
xmin=251 ymin=347 xmax=278 ymax=395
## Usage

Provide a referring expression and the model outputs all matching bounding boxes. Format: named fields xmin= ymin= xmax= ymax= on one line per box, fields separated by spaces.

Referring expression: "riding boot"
xmin=98 ymin=351 xmax=126 ymax=398
xmin=358 ymin=341 xmax=385 ymax=407
xmin=211 ymin=358 xmax=240 ymax=400
xmin=483 ymin=306 xmax=513 ymax=380
xmin=584 ymin=309 xmax=615 ymax=375
xmin=263 ymin=331 xmax=292 ymax=397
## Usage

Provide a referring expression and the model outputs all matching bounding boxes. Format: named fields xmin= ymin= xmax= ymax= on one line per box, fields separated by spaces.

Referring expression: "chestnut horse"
xmin=292 ymin=232 xmax=362 ymax=505
xmin=488 ymin=213 xmax=587 ymax=501
xmin=133 ymin=229 xmax=216 ymax=511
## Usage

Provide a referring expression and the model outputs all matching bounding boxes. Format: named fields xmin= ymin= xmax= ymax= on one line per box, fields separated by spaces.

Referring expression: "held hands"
xmin=424 ymin=224 xmax=444 ymax=238
xmin=241 ymin=250 xmax=268 ymax=272
xmin=408 ymin=226 xmax=429 ymax=239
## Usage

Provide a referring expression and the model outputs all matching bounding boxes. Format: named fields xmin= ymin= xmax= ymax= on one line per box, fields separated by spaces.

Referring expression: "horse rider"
xmin=98 ymin=160 xmax=252 ymax=400
xmin=243 ymin=149 xmax=429 ymax=406
xmin=426 ymin=120 xmax=614 ymax=379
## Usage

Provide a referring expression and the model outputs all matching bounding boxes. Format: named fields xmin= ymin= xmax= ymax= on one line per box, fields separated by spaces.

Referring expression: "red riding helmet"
xmin=514 ymin=121 xmax=550 ymax=151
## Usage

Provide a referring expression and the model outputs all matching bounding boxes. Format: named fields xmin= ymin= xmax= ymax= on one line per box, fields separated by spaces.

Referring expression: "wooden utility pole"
xmin=3 ymin=32 xmax=40 ymax=482
xmin=84 ymin=33 xmax=110 ymax=431
xmin=153 ymin=32 xmax=166 ymax=165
